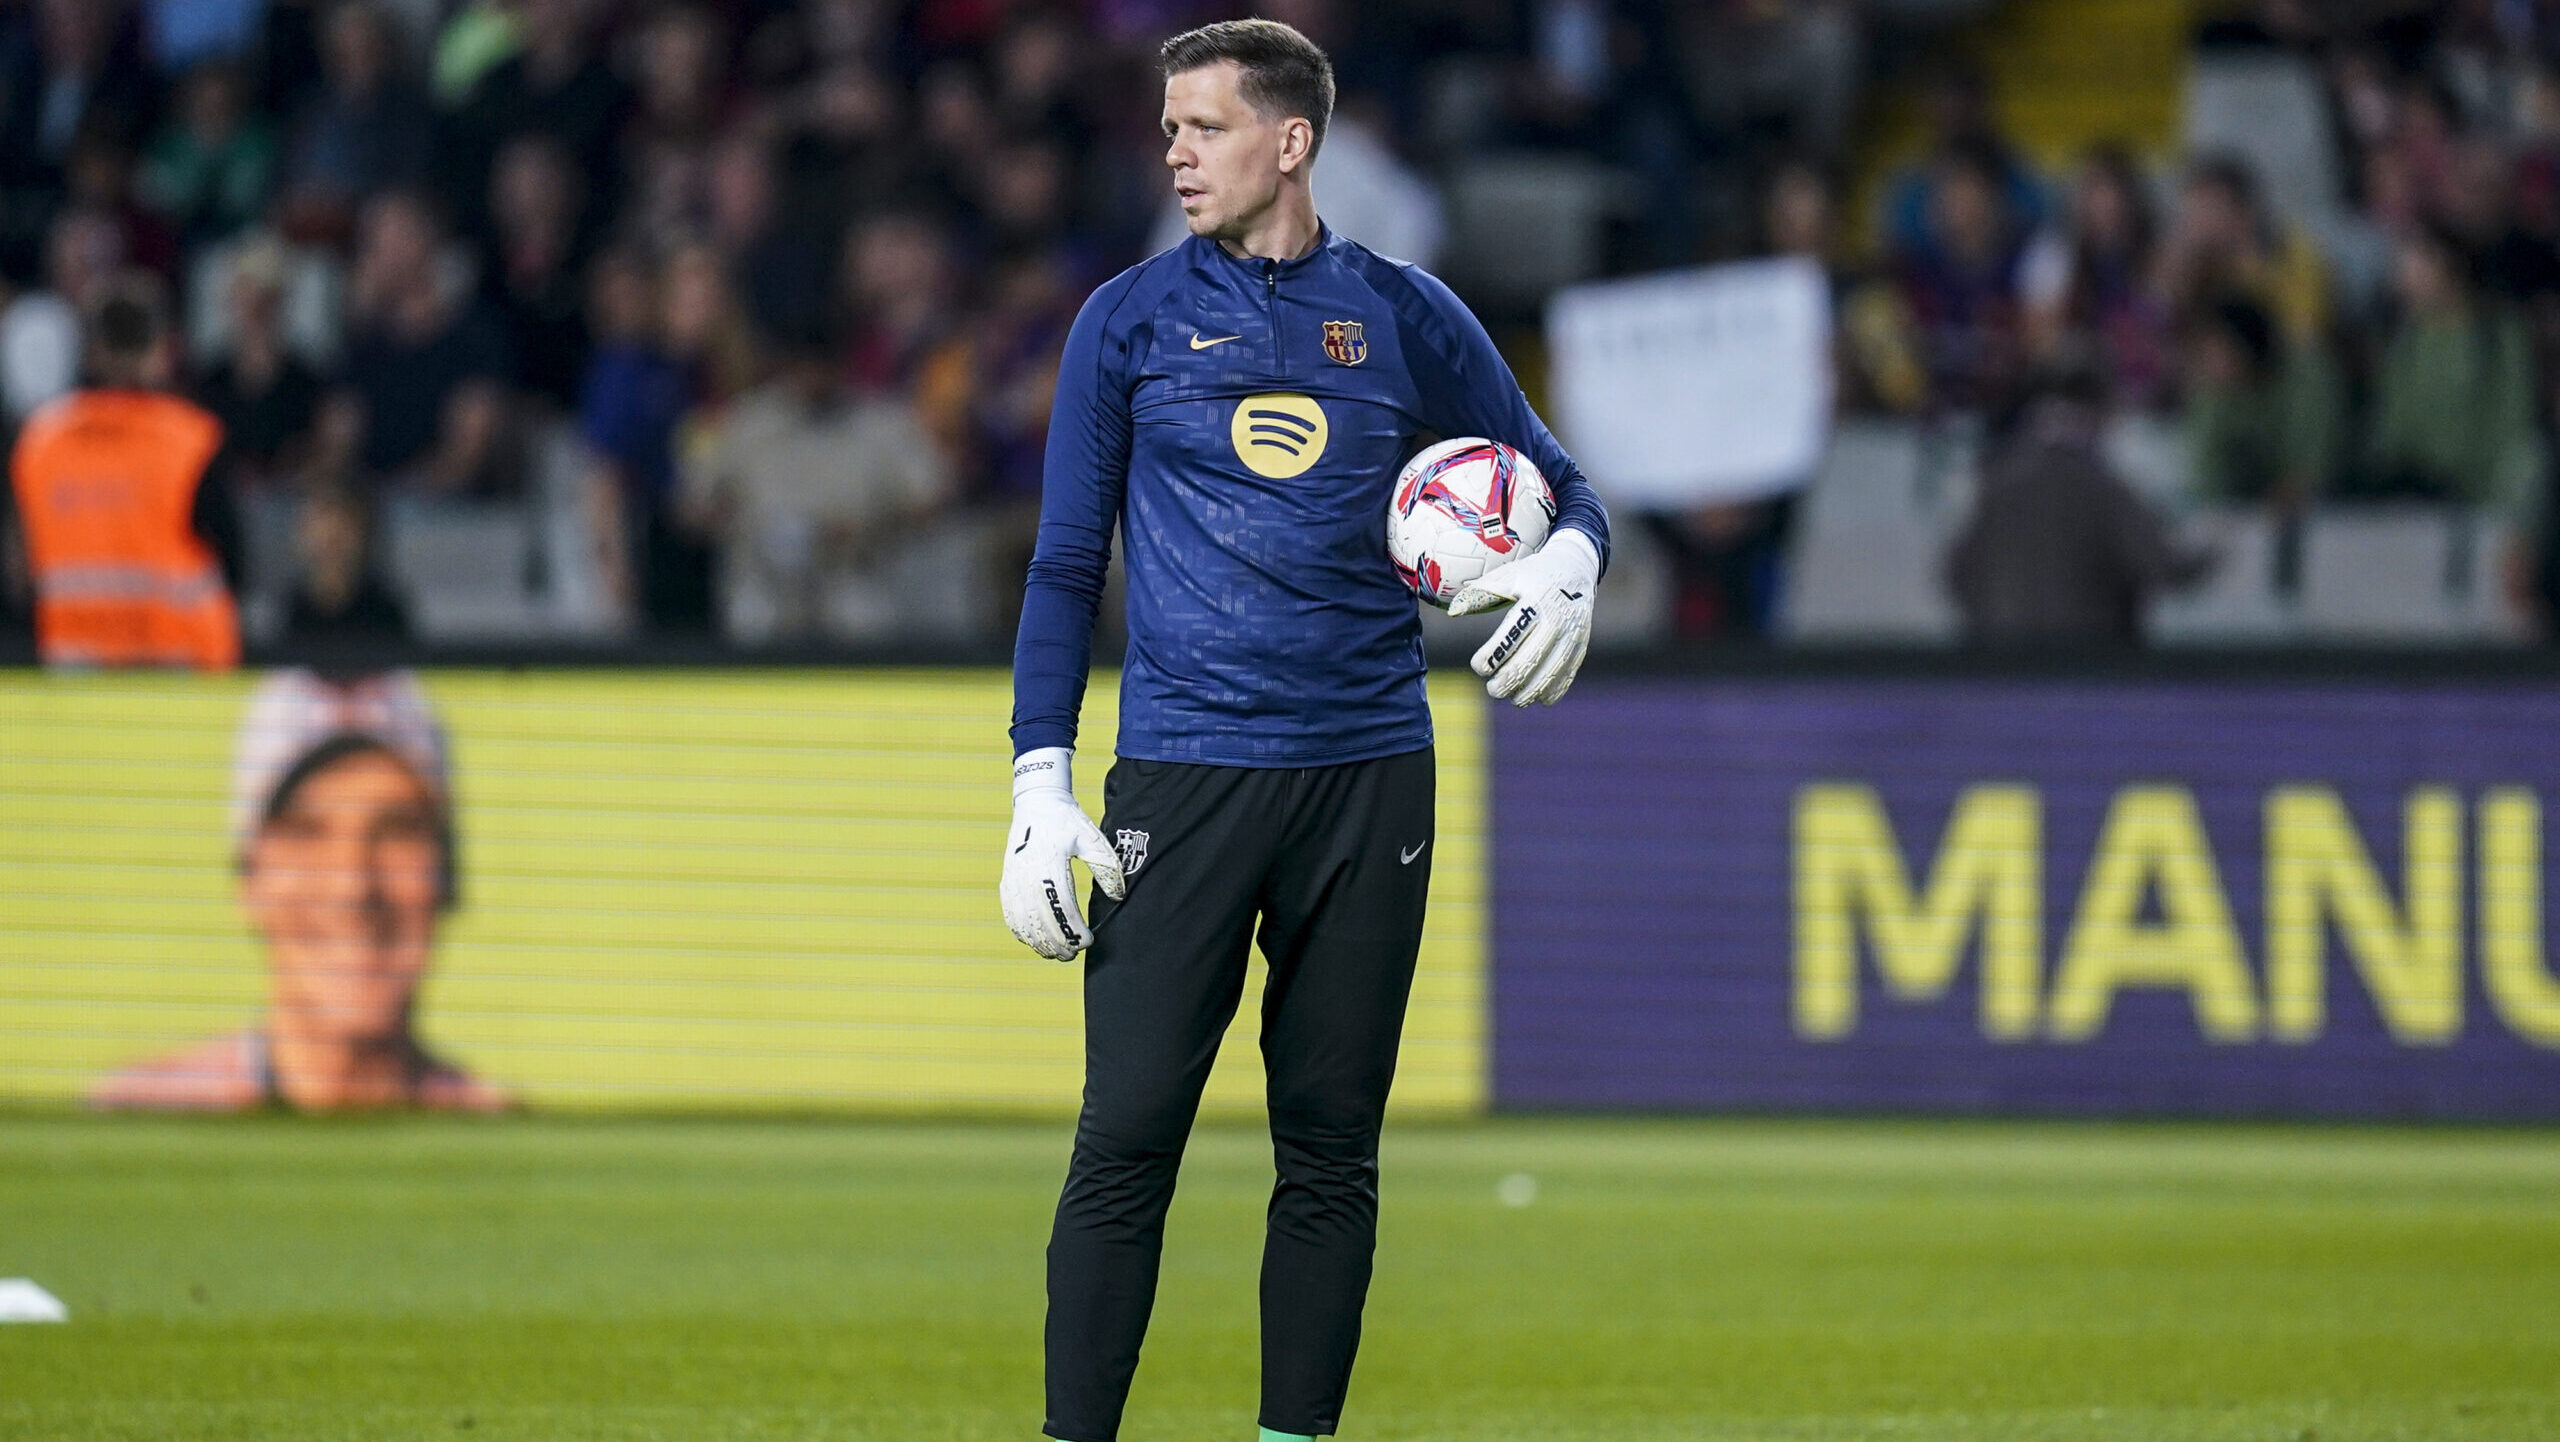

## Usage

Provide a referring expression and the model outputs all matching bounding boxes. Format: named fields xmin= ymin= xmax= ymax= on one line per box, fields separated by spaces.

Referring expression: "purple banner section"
xmin=1493 ymin=678 xmax=2560 ymax=1118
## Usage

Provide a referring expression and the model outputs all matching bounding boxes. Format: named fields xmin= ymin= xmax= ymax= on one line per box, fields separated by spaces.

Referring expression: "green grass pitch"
xmin=2 ymin=1114 xmax=2556 ymax=1441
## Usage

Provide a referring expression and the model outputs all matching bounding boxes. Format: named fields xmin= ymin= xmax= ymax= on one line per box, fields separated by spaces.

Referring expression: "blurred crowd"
xmin=22 ymin=0 xmax=2560 ymax=655
xmin=1807 ymin=0 xmax=2560 ymax=643
xmin=0 ymin=0 xmax=1890 ymax=652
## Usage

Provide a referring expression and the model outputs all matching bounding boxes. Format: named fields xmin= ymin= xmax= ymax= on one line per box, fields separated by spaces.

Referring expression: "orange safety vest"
xmin=11 ymin=389 xmax=237 ymax=670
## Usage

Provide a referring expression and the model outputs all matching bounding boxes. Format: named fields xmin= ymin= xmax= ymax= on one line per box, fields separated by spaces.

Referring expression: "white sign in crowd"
xmin=1547 ymin=256 xmax=1835 ymax=507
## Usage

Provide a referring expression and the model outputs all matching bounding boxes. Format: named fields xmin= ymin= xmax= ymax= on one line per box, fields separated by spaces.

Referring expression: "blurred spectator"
xmin=430 ymin=0 xmax=522 ymax=108
xmin=956 ymin=244 xmax=1075 ymax=622
xmin=977 ymin=131 xmax=1078 ymax=258
xmin=630 ymin=4 xmax=729 ymax=152
xmin=2363 ymin=223 xmax=2540 ymax=515
xmin=1892 ymin=140 xmax=2030 ymax=415
xmin=192 ymin=236 xmax=324 ymax=490
xmin=2183 ymin=297 xmax=2347 ymax=512
xmin=330 ymin=189 xmax=516 ymax=493
xmin=479 ymin=132 xmax=591 ymax=409
xmin=1761 ymin=157 xmax=1921 ymax=415
xmin=706 ymin=132 xmax=832 ymax=351
xmin=619 ymin=5 xmax=732 ymax=245
xmin=2158 ymin=155 xmax=2332 ymax=349
xmin=1643 ymin=501 xmax=1794 ymax=642
xmin=1884 ymin=60 xmax=2045 ymax=266
xmin=577 ymin=245 xmax=710 ymax=629
xmin=281 ymin=482 xmax=410 ymax=641
xmin=2439 ymin=132 xmax=2560 ymax=306
xmin=441 ymin=0 xmax=626 ymax=238
xmin=64 ymin=129 xmax=180 ymax=277
xmin=678 ymin=331 xmax=949 ymax=645
xmin=2518 ymin=366 xmax=2560 ymax=640
xmin=2022 ymin=145 xmax=2172 ymax=408
xmin=138 ymin=61 xmax=280 ymax=253
xmin=2197 ymin=0 xmax=2333 ymax=51
xmin=1670 ymin=0 xmax=1864 ymax=165
xmin=775 ymin=59 xmax=907 ymax=237
xmin=2512 ymin=61 xmax=2560 ymax=241
xmin=187 ymin=227 xmax=348 ymax=371
xmin=912 ymin=59 xmax=1001 ymax=220
xmin=840 ymin=207 xmax=968 ymax=407
xmin=2390 ymin=75 xmax=2466 ymax=226
xmin=10 ymin=278 xmax=241 ymax=668
xmin=2 ymin=209 xmax=125 ymax=422
xmin=989 ymin=5 xmax=1089 ymax=145
xmin=143 ymin=0 xmax=270 ymax=76
xmin=2326 ymin=42 xmax=2405 ymax=211
xmin=1632 ymin=158 xmax=1834 ymax=641
xmin=662 ymin=238 xmax=762 ymax=406
xmin=1946 ymin=355 xmax=2213 ymax=646
xmin=0 ymin=0 xmax=156 ymax=202
xmin=281 ymin=0 xmax=432 ymax=237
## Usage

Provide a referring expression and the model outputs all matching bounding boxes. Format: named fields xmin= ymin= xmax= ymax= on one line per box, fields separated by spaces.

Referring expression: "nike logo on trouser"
xmin=1400 ymin=842 xmax=1427 ymax=864
xmin=1190 ymin=333 xmax=1241 ymax=349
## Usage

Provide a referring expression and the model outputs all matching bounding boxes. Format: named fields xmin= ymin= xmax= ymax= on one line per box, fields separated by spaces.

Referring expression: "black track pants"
xmin=1042 ymin=748 xmax=1436 ymax=1442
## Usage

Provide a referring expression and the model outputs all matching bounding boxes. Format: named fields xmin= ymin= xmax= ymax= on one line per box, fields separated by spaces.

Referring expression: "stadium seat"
xmin=523 ymin=422 xmax=633 ymax=641
xmin=2150 ymin=508 xmax=2299 ymax=645
xmin=2184 ymin=52 xmax=2342 ymax=228
xmin=382 ymin=494 xmax=547 ymax=641
xmin=1780 ymin=419 xmax=1963 ymax=643
xmin=1587 ymin=522 xmax=1669 ymax=648
xmin=2455 ymin=515 xmax=2538 ymax=643
xmin=2299 ymin=507 xmax=2503 ymax=642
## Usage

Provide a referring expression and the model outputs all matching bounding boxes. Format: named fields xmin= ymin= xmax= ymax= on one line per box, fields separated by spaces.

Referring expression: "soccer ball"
xmin=1387 ymin=438 xmax=1555 ymax=609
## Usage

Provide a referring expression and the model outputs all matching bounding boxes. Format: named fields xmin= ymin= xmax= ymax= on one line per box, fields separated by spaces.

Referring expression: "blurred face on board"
xmin=245 ymin=749 xmax=444 ymax=1046
xmin=1162 ymin=61 xmax=1310 ymax=244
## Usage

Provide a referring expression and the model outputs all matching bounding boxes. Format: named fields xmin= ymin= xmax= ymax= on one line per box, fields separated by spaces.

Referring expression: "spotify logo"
xmin=1230 ymin=392 xmax=1329 ymax=479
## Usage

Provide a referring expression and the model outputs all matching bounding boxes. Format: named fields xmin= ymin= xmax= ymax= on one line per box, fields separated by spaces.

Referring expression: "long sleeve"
xmin=1385 ymin=263 xmax=1611 ymax=571
xmin=1009 ymin=272 xmax=1141 ymax=756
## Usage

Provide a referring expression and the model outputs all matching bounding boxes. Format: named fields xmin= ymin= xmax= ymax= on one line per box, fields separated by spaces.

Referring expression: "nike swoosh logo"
xmin=1401 ymin=842 xmax=1427 ymax=864
xmin=1559 ymin=590 xmax=1585 ymax=601
xmin=1190 ymin=333 xmax=1242 ymax=350
xmin=1014 ymin=827 xmax=1031 ymax=854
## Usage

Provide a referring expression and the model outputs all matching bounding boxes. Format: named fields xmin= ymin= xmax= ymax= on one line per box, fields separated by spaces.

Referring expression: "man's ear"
xmin=1277 ymin=116 xmax=1314 ymax=175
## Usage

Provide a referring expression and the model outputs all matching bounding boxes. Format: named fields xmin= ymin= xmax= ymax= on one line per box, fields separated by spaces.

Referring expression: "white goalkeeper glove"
xmin=1448 ymin=528 xmax=1601 ymax=706
xmin=999 ymin=747 xmax=1125 ymax=961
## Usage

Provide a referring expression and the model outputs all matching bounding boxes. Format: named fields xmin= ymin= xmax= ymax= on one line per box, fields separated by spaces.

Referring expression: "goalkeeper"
xmin=1001 ymin=19 xmax=1610 ymax=1442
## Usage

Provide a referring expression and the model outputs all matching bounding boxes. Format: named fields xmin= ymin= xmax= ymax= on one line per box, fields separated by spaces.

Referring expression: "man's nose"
xmin=309 ymin=837 xmax=391 ymax=908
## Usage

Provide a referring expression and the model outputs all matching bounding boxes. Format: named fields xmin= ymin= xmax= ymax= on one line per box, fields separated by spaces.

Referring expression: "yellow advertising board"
xmin=0 ymin=669 xmax=1486 ymax=1112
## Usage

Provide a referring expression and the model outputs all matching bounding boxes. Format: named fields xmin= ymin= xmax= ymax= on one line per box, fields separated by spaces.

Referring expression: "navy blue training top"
xmin=1010 ymin=226 xmax=1612 ymax=767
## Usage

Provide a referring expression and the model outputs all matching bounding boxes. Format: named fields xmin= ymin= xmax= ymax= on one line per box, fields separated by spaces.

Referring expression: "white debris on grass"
xmin=0 ymin=1279 xmax=67 ymax=1322
xmin=1495 ymin=1172 xmax=1539 ymax=1208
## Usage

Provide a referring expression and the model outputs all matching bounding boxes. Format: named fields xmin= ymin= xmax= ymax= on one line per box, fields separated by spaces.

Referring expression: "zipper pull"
xmin=1264 ymin=258 xmax=1278 ymax=293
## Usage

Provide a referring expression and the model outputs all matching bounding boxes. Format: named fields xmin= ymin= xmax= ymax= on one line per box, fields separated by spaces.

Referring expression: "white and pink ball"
xmin=1386 ymin=438 xmax=1556 ymax=609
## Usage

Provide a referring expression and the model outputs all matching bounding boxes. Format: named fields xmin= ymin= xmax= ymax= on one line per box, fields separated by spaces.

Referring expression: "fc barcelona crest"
xmin=1322 ymin=319 xmax=1367 ymax=365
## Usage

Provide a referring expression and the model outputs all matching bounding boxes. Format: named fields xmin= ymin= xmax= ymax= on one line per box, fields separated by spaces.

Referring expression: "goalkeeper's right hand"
xmin=999 ymin=747 xmax=1126 ymax=961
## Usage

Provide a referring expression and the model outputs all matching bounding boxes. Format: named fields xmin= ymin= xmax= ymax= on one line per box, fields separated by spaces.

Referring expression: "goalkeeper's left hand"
xmin=1448 ymin=528 xmax=1600 ymax=707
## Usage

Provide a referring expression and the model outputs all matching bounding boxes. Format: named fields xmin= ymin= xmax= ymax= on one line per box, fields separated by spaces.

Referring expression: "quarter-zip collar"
xmin=1199 ymin=221 xmax=1333 ymax=280
xmin=1198 ymin=224 xmax=1331 ymax=374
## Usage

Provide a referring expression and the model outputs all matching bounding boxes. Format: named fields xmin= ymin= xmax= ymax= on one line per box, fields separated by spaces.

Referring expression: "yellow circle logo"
xmin=1230 ymin=392 xmax=1329 ymax=478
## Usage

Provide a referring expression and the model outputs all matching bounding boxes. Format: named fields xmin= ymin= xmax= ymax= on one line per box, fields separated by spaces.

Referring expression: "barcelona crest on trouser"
xmin=1322 ymin=319 xmax=1366 ymax=365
